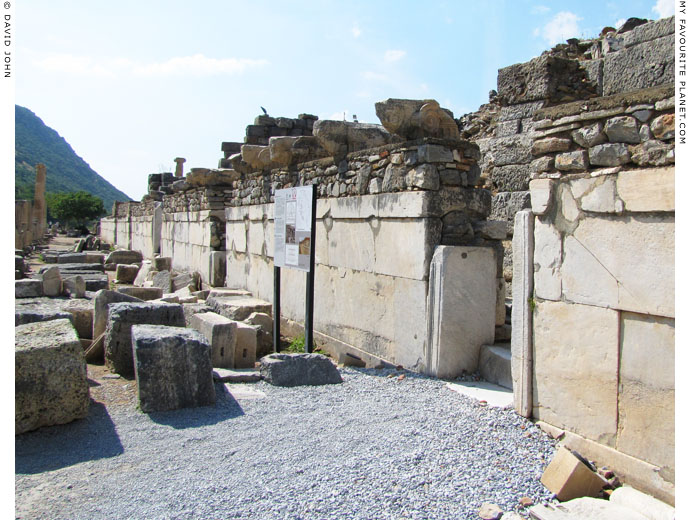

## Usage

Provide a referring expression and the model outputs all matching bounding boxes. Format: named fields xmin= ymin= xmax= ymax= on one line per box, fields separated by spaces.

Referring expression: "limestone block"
xmin=534 ymin=266 xmax=562 ymax=301
xmin=559 ymin=185 xmax=580 ymax=223
xmin=374 ymin=99 xmax=460 ymax=140
xmin=117 ymin=286 xmax=164 ymax=301
xmin=153 ymin=256 xmax=172 ymax=272
xmin=558 ymin=497 xmax=649 ymax=520
xmin=247 ymin=311 xmax=274 ymax=357
xmin=40 ymin=263 xmax=104 ymax=274
xmin=325 ymin=220 xmax=375 ymax=273
xmin=209 ymin=251 xmax=226 ymax=288
xmin=417 ymin=144 xmax=454 ymax=163
xmin=405 ymin=164 xmax=439 ymax=190
xmin=134 ymin=260 xmax=152 ymax=286
xmin=312 ymin=119 xmax=394 ymax=156
xmin=579 ymin=177 xmax=617 ymax=213
xmin=533 ymin=218 xmax=562 ymax=301
xmin=15 ymin=319 xmax=89 ymax=434
xmin=61 ymin=299 xmax=93 ymax=339
xmin=610 ymin=487 xmax=675 ymax=520
xmin=207 ymin=296 xmax=272 ymax=322
xmin=172 ymin=272 xmax=199 ymax=292
xmin=105 ymin=250 xmax=143 ymax=265
xmin=617 ymin=313 xmax=674 ymax=469
xmin=532 ymin=137 xmax=570 ymax=155
xmin=190 ymin=312 xmax=237 ymax=369
xmin=474 ymin=220 xmax=508 ymax=240
xmin=562 ymin=215 xmax=674 ymax=317
xmin=478 ymin=345 xmax=512 ymax=389
xmin=617 ymin=167 xmax=674 ymax=212
xmin=182 ymin=303 xmax=213 ymax=327
xmin=58 ymin=253 xmax=87 ymax=264
xmin=572 ymin=122 xmax=606 ymax=148
xmin=149 ymin=270 xmax=172 ymax=292
xmin=540 ymin=447 xmax=608 ymax=502
xmin=104 ymin=301 xmax=185 ymax=376
xmin=16 ymin=279 xmax=43 ymax=298
xmin=374 ymin=219 xmax=440 ymax=281
xmin=41 ymin=266 xmax=62 ymax=297
xmin=530 ymin=156 xmax=554 ymax=174
xmin=132 ymin=325 xmax=215 ymax=413
xmin=235 ymin=322 xmax=258 ymax=369
xmin=185 ymin=168 xmax=240 ymax=187
xmin=533 ymin=301 xmax=619 ymax=444
xmin=603 ymin=35 xmax=674 ymax=96
xmin=115 ymin=264 xmax=139 ymax=284
xmin=495 ymin=278 xmax=506 ymax=326
xmin=426 ymin=246 xmax=496 ymax=379
xmin=555 ymin=150 xmax=588 ymax=172
xmin=15 ymin=308 xmax=73 ymax=327
xmin=491 ymin=164 xmax=530 ymax=192
xmin=260 ymin=353 xmax=342 ymax=387
xmin=489 ymin=191 xmax=531 ymax=227
xmin=529 ymin=179 xmax=553 ymax=215
xmin=490 ymin=135 xmax=533 ymax=166
xmin=604 ymin=116 xmax=640 ymax=144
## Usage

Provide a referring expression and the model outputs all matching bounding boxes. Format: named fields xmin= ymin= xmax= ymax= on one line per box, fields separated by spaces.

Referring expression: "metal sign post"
xmin=272 ymin=185 xmax=317 ymax=353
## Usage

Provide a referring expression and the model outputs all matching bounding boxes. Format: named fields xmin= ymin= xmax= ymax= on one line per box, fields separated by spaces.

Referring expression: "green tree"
xmin=47 ymin=191 xmax=106 ymax=227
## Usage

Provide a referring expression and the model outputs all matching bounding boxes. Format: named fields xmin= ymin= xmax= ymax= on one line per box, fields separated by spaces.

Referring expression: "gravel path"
xmin=16 ymin=365 xmax=556 ymax=519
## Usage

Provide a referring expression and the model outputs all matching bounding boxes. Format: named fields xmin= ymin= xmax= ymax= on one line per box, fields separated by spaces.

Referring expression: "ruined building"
xmin=100 ymin=17 xmax=676 ymax=503
xmin=15 ymin=163 xmax=48 ymax=249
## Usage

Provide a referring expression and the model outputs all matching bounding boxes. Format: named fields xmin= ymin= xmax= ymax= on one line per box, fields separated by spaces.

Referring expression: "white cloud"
xmin=534 ymin=11 xmax=582 ymax=46
xmin=362 ymin=71 xmax=388 ymax=82
xmin=531 ymin=5 xmax=551 ymax=15
xmin=653 ymin=0 xmax=674 ymax=18
xmin=384 ymin=49 xmax=406 ymax=63
xmin=352 ymin=24 xmax=362 ymax=38
xmin=32 ymin=52 xmax=268 ymax=78
xmin=615 ymin=18 xmax=626 ymax=29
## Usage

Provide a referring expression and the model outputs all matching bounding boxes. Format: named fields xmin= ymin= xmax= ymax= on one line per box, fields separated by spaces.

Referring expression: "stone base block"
xmin=116 ymin=287 xmax=164 ymax=301
xmin=207 ymin=296 xmax=272 ymax=322
xmin=16 ymin=279 xmax=43 ymax=298
xmin=132 ymin=325 xmax=215 ymax=413
xmin=235 ymin=322 xmax=258 ymax=368
xmin=115 ymin=264 xmax=139 ymax=284
xmin=15 ymin=319 xmax=89 ymax=434
xmin=190 ymin=312 xmax=237 ymax=369
xmin=260 ymin=353 xmax=343 ymax=387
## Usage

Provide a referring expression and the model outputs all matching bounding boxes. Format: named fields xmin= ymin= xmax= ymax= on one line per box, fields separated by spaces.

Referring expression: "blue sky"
xmin=15 ymin=0 xmax=675 ymax=200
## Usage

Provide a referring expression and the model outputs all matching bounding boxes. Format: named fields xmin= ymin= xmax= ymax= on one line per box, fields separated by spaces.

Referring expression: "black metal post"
xmin=273 ymin=266 xmax=281 ymax=352
xmin=304 ymin=184 xmax=317 ymax=353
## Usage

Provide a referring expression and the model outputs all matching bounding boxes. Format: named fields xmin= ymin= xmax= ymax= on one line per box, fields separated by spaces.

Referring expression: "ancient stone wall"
xmin=15 ymin=200 xmax=33 ymax=249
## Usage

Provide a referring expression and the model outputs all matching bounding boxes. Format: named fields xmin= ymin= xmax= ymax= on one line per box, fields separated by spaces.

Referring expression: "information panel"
xmin=274 ymin=186 xmax=313 ymax=272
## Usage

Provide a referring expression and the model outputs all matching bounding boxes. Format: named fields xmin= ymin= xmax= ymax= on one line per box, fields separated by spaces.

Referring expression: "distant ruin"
xmin=15 ymin=162 xmax=48 ymax=249
xmin=95 ymin=16 xmax=675 ymax=503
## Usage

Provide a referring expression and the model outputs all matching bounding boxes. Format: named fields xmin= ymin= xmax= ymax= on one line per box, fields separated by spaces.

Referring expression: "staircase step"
xmin=479 ymin=343 xmax=512 ymax=390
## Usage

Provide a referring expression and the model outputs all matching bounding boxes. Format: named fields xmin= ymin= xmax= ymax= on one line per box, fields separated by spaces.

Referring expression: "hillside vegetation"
xmin=15 ymin=105 xmax=132 ymax=212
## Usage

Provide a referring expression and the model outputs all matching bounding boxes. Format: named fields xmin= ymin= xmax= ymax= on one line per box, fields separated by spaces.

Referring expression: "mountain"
xmin=15 ymin=105 xmax=132 ymax=212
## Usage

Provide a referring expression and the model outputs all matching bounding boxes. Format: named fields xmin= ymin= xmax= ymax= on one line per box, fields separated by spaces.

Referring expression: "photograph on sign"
xmin=274 ymin=186 xmax=314 ymax=272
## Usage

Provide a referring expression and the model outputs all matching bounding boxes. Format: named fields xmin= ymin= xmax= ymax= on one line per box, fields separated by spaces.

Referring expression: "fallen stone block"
xmin=15 ymin=279 xmax=44 ymax=298
xmin=207 ymin=288 xmax=251 ymax=299
xmin=62 ymin=298 xmax=93 ymax=339
xmin=235 ymin=322 xmax=258 ymax=369
xmin=77 ymin=273 xmax=109 ymax=292
xmin=105 ymin=250 xmax=143 ymax=265
xmin=153 ymin=257 xmax=172 ymax=272
xmin=132 ymin=325 xmax=215 ymax=413
xmin=260 ymin=353 xmax=343 ymax=387
xmin=15 ymin=319 xmax=89 ymax=434
xmin=151 ymin=270 xmax=172 ymax=292
xmin=158 ymin=294 xmax=180 ymax=304
xmin=133 ymin=260 xmax=152 ymax=286
xmin=246 ymin=312 xmax=274 ymax=357
xmin=15 ymin=309 xmax=74 ymax=327
xmin=374 ymin=98 xmax=460 ymax=140
xmin=115 ymin=264 xmax=140 ymax=284
xmin=609 ymin=486 xmax=674 ymax=520
xmin=183 ymin=303 xmax=213 ymax=327
xmin=116 ymin=286 xmax=164 ymax=301
xmin=178 ymin=296 xmax=198 ymax=304
xmin=212 ymin=368 xmax=261 ymax=383
xmin=62 ymin=275 xmax=86 ymax=298
xmin=190 ymin=312 xmax=237 ymax=369
xmin=58 ymin=253 xmax=87 ymax=264
xmin=540 ymin=446 xmax=608 ymax=502
xmin=172 ymin=272 xmax=199 ymax=292
xmin=104 ymin=301 xmax=184 ymax=376
xmin=207 ymin=296 xmax=272 ymax=321
xmin=40 ymin=263 xmax=105 ymax=273
xmin=41 ymin=266 xmax=62 ymax=297
xmin=83 ymin=252 xmax=105 ymax=264
xmin=532 ymin=497 xmax=649 ymax=520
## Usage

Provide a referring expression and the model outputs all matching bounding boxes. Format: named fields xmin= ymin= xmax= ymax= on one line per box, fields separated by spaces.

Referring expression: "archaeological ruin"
xmin=16 ymin=15 xmax=676 ymax=507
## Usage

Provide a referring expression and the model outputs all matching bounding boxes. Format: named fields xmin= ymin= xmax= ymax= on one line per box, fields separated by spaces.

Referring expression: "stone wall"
xmin=15 ymin=200 xmax=33 ymax=249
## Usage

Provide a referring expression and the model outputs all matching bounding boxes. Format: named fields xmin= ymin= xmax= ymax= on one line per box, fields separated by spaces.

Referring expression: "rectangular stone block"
xmin=209 ymin=251 xmax=226 ymax=288
xmin=603 ymin=35 xmax=674 ymax=96
xmin=426 ymin=246 xmax=496 ymax=379
xmin=235 ymin=322 xmax=258 ymax=369
xmin=132 ymin=325 xmax=215 ymax=413
xmin=190 ymin=312 xmax=237 ymax=369
xmin=116 ymin=286 xmax=164 ymax=301
xmin=16 ymin=279 xmax=43 ymax=298
xmin=58 ymin=253 xmax=87 ymax=264
xmin=15 ymin=319 xmax=89 ymax=434
xmin=104 ymin=302 xmax=185 ymax=377
xmin=617 ymin=313 xmax=674 ymax=470
xmin=617 ymin=167 xmax=674 ymax=212
xmin=532 ymin=301 xmax=619 ymax=445
xmin=541 ymin=446 xmax=607 ymax=502
xmin=207 ymin=296 xmax=272 ymax=322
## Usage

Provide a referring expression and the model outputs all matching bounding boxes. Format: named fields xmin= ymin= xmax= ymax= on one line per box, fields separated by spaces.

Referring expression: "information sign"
xmin=274 ymin=186 xmax=313 ymax=272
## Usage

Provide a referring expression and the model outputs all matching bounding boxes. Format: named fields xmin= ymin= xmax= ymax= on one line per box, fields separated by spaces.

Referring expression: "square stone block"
xmin=190 ymin=312 xmax=237 ymax=369
xmin=132 ymin=325 xmax=215 ymax=413
xmin=15 ymin=319 xmax=89 ymax=434
xmin=533 ymin=301 xmax=619 ymax=445
xmin=235 ymin=322 xmax=258 ymax=369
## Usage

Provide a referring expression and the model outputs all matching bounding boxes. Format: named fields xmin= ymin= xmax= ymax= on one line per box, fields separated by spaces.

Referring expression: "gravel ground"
xmin=16 ymin=365 xmax=556 ymax=519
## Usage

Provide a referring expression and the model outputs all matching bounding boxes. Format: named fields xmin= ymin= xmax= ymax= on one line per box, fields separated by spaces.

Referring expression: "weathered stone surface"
xmin=151 ymin=270 xmax=172 ymax=292
xmin=183 ymin=303 xmax=213 ymax=327
xmin=473 ymin=220 xmax=508 ymax=240
xmin=533 ymin=301 xmax=619 ymax=444
xmin=41 ymin=266 xmax=62 ymax=297
xmin=260 ymin=353 xmax=343 ymax=387
xmin=417 ymin=144 xmax=454 ymax=163
xmin=555 ymin=151 xmax=588 ymax=172
xmin=478 ymin=345 xmax=512 ymax=390
xmin=207 ymin=296 xmax=272 ymax=322
xmin=116 ymin=286 xmax=164 ymax=301
xmin=172 ymin=272 xmax=199 ymax=292
xmin=132 ymin=325 xmax=215 ymax=413
xmin=561 ymin=215 xmax=674 ymax=317
xmin=604 ymin=116 xmax=640 ymax=144
xmin=15 ymin=319 xmax=89 ymax=434
xmin=212 ymin=368 xmax=261 ymax=383
xmin=426 ymin=246 xmax=496 ymax=378
xmin=313 ymin=120 xmax=394 ymax=156
xmin=62 ymin=275 xmax=86 ymax=298
xmin=247 ymin=311 xmax=274 ymax=357
xmin=629 ymin=140 xmax=674 ymax=166
xmin=186 ymin=168 xmax=241 ymax=187
xmin=491 ymin=135 xmax=532 ymax=166
xmin=650 ymin=113 xmax=674 ymax=140
xmin=39 ymin=263 xmax=104 ymax=273
xmin=588 ymin=143 xmax=631 ymax=166
xmin=405 ymin=164 xmax=439 ymax=190
xmin=603 ymin=35 xmax=674 ymax=96
xmin=530 ymin=156 xmax=554 ymax=174
xmin=617 ymin=313 xmax=674 ymax=470
xmin=153 ymin=257 xmax=172 ymax=272
xmin=59 ymin=298 xmax=93 ymax=339
xmin=571 ymin=122 xmax=607 ymax=148
xmin=533 ymin=217 xmax=562 ymax=301
xmin=104 ymin=301 xmax=185 ymax=376
xmin=491 ymin=164 xmax=530 ymax=192
xmin=610 ymin=486 xmax=675 ymax=520
xmin=532 ymin=137 xmax=571 ymax=155
xmin=58 ymin=253 xmax=87 ymax=264
xmin=374 ymin=99 xmax=460 ymax=140
xmin=133 ymin=260 xmax=152 ymax=286
xmin=559 ymin=497 xmax=649 ymax=520
xmin=190 ymin=312 xmax=237 ymax=369
xmin=16 ymin=279 xmax=44 ymax=298
xmin=235 ymin=322 xmax=258 ymax=368
xmin=115 ymin=264 xmax=139 ymax=284
xmin=617 ymin=167 xmax=674 ymax=212
xmin=489 ymin=191 xmax=531 ymax=227
xmin=105 ymin=250 xmax=143 ymax=265
xmin=15 ymin=307 xmax=74 ymax=327
xmin=529 ymin=179 xmax=553 ymax=215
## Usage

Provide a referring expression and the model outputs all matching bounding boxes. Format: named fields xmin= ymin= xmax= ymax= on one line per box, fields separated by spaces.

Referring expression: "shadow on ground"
xmin=15 ymin=400 xmax=124 ymax=475
xmin=146 ymin=382 xmax=245 ymax=429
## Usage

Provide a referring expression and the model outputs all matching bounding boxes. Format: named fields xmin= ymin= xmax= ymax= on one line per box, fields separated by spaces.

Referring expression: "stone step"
xmin=212 ymin=368 xmax=261 ymax=383
xmin=478 ymin=343 xmax=512 ymax=390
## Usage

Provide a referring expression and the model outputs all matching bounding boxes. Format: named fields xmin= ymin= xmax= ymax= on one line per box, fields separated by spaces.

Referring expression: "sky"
xmin=12 ymin=0 xmax=676 ymax=201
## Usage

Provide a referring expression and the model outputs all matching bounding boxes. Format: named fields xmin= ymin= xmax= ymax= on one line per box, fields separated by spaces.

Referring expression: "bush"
xmin=47 ymin=191 xmax=106 ymax=228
